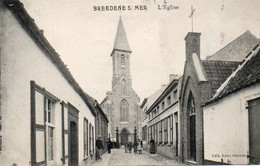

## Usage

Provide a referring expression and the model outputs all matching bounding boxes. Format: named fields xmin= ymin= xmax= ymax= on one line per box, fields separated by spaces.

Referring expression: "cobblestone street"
xmin=92 ymin=148 xmax=183 ymax=166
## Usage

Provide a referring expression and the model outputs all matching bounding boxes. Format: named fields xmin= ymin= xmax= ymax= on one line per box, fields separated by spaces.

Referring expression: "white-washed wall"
xmin=0 ymin=6 xmax=95 ymax=166
xmin=203 ymin=84 xmax=260 ymax=165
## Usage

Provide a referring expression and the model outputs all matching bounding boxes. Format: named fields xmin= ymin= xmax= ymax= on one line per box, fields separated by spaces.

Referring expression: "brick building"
xmin=100 ymin=17 xmax=141 ymax=145
xmin=179 ymin=31 xmax=259 ymax=164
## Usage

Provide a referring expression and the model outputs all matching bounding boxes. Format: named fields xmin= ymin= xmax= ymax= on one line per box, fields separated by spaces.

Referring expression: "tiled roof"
xmin=206 ymin=31 xmax=259 ymax=62
xmin=208 ymin=43 xmax=260 ymax=103
xmin=200 ymin=60 xmax=240 ymax=103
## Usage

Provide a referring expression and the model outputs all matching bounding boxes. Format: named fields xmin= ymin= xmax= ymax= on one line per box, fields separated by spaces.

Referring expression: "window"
xmin=189 ymin=94 xmax=195 ymax=115
xmin=46 ymin=98 xmax=55 ymax=161
xmin=120 ymin=99 xmax=129 ymax=121
xmin=92 ymin=126 xmax=94 ymax=154
xmin=89 ymin=124 xmax=92 ymax=154
xmin=162 ymin=102 xmax=165 ymax=110
xmin=167 ymin=95 xmax=171 ymax=106
xmin=142 ymin=126 xmax=147 ymax=141
xmin=48 ymin=127 xmax=54 ymax=160
xmin=157 ymin=106 xmax=160 ymax=114
xmin=170 ymin=115 xmax=173 ymax=144
xmin=155 ymin=123 xmax=158 ymax=143
xmin=121 ymin=54 xmax=125 ymax=65
xmin=122 ymin=80 xmax=127 ymax=95
xmin=164 ymin=118 xmax=168 ymax=144
xmin=0 ymin=135 xmax=2 ymax=153
xmin=159 ymin=121 xmax=162 ymax=143
xmin=173 ymin=90 xmax=177 ymax=101
xmin=84 ymin=119 xmax=88 ymax=158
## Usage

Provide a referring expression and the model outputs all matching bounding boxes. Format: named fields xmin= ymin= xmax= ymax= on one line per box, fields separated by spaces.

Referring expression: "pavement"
xmin=91 ymin=148 xmax=183 ymax=166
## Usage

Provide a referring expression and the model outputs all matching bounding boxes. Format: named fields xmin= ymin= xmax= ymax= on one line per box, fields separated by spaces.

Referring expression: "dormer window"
xmin=121 ymin=54 xmax=125 ymax=66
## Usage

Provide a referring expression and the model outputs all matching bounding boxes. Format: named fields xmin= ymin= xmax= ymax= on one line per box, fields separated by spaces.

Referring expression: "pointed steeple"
xmin=113 ymin=17 xmax=131 ymax=52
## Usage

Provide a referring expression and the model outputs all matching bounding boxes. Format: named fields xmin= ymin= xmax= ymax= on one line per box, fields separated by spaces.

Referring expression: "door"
xmin=189 ymin=115 xmax=196 ymax=161
xmin=69 ymin=121 xmax=78 ymax=166
xmin=68 ymin=103 xmax=79 ymax=166
xmin=121 ymin=129 xmax=129 ymax=145
xmin=248 ymin=98 xmax=260 ymax=164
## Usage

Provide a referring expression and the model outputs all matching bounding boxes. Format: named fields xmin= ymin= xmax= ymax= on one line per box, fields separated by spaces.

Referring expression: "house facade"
xmin=0 ymin=1 xmax=97 ymax=165
xmin=145 ymin=75 xmax=181 ymax=159
xmin=140 ymin=84 xmax=167 ymax=151
xmin=203 ymin=44 xmax=260 ymax=165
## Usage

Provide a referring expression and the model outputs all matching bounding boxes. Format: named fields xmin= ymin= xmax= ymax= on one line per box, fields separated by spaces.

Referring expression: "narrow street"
xmin=92 ymin=148 xmax=183 ymax=166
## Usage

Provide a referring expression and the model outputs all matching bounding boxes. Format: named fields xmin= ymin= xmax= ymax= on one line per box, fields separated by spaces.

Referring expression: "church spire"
xmin=113 ymin=17 xmax=131 ymax=52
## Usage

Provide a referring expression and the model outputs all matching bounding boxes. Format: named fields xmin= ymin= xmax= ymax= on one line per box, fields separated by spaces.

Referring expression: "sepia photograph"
xmin=0 ymin=0 xmax=259 ymax=165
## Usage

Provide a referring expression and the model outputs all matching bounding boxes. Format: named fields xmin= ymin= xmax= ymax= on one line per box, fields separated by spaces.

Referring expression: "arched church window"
xmin=188 ymin=92 xmax=195 ymax=115
xmin=122 ymin=79 xmax=127 ymax=95
xmin=120 ymin=99 xmax=129 ymax=121
xmin=121 ymin=54 xmax=125 ymax=66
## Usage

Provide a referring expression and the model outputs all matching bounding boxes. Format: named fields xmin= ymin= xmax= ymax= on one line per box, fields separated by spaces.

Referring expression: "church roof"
xmin=206 ymin=43 xmax=260 ymax=104
xmin=113 ymin=17 xmax=131 ymax=52
xmin=206 ymin=30 xmax=259 ymax=61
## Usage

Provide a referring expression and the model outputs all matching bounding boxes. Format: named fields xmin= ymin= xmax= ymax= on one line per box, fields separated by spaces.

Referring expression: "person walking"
xmin=149 ymin=137 xmax=156 ymax=154
xmin=125 ymin=143 xmax=128 ymax=153
xmin=128 ymin=141 xmax=133 ymax=153
xmin=107 ymin=138 xmax=112 ymax=154
xmin=96 ymin=135 xmax=104 ymax=161
xmin=137 ymin=140 xmax=143 ymax=154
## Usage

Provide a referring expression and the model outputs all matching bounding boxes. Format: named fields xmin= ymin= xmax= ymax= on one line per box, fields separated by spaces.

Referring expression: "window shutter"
xmin=31 ymin=81 xmax=46 ymax=166
xmin=61 ymin=101 xmax=69 ymax=164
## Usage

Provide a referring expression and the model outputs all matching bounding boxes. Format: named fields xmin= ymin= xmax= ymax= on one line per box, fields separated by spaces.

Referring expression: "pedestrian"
xmin=107 ymin=138 xmax=112 ymax=154
xmin=149 ymin=137 xmax=156 ymax=154
xmin=125 ymin=143 xmax=128 ymax=153
xmin=137 ymin=140 xmax=143 ymax=154
xmin=96 ymin=135 xmax=104 ymax=161
xmin=128 ymin=141 xmax=133 ymax=153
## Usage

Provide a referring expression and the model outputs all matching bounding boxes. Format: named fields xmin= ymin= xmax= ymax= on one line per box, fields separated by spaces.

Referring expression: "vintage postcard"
xmin=0 ymin=0 xmax=259 ymax=165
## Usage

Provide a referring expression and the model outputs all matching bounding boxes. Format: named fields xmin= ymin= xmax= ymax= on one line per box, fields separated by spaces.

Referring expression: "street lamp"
xmin=134 ymin=126 xmax=137 ymax=144
xmin=116 ymin=127 xmax=119 ymax=148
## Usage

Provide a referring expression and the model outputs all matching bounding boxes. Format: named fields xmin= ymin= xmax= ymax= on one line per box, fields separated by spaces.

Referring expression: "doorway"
xmin=69 ymin=121 xmax=78 ymax=166
xmin=121 ymin=128 xmax=129 ymax=145
xmin=189 ymin=114 xmax=196 ymax=161
xmin=248 ymin=98 xmax=260 ymax=164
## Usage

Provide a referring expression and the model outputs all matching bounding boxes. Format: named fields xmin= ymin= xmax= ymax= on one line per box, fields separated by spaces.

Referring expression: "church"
xmin=100 ymin=17 xmax=141 ymax=145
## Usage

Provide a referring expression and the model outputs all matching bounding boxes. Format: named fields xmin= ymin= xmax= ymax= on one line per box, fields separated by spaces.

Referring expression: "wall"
xmin=203 ymin=84 xmax=260 ymax=165
xmin=0 ymin=4 xmax=95 ymax=166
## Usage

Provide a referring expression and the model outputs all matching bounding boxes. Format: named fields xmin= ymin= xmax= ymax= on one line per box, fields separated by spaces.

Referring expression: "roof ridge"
xmin=206 ymin=30 xmax=256 ymax=60
xmin=209 ymin=42 xmax=260 ymax=102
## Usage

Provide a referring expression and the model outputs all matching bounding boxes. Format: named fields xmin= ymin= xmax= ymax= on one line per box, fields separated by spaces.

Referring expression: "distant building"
xmin=0 ymin=0 xmax=97 ymax=165
xmin=145 ymin=74 xmax=182 ymax=159
xmin=100 ymin=17 xmax=141 ymax=145
xmin=179 ymin=31 xmax=259 ymax=165
xmin=85 ymin=94 xmax=109 ymax=155
xmin=203 ymin=43 xmax=260 ymax=165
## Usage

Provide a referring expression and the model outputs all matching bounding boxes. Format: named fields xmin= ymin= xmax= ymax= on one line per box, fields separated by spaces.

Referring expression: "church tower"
xmin=101 ymin=17 xmax=141 ymax=145
xmin=111 ymin=17 xmax=132 ymax=90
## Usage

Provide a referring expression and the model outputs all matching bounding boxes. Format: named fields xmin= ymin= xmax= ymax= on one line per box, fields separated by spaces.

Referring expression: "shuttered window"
xmin=30 ymin=81 xmax=59 ymax=166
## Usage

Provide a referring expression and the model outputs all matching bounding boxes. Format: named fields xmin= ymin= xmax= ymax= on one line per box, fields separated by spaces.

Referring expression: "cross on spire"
xmin=189 ymin=6 xmax=195 ymax=32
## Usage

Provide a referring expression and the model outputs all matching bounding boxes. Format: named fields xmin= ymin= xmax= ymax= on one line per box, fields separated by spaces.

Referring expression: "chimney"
xmin=169 ymin=74 xmax=178 ymax=82
xmin=184 ymin=32 xmax=201 ymax=60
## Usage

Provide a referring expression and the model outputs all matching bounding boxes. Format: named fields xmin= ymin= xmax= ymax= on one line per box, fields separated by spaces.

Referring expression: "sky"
xmin=20 ymin=0 xmax=260 ymax=103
